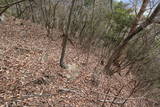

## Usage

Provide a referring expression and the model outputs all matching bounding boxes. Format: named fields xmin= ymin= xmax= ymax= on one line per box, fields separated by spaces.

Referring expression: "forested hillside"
xmin=0 ymin=0 xmax=160 ymax=106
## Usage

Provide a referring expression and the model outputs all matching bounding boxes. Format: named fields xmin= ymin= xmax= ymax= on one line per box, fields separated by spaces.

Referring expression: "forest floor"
xmin=0 ymin=16 xmax=158 ymax=107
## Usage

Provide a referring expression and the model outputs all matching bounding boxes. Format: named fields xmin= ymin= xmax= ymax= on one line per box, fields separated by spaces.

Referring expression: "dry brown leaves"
xmin=0 ymin=16 xmax=159 ymax=107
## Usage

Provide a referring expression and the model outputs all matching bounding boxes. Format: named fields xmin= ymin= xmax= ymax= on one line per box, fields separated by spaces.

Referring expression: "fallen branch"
xmin=102 ymin=89 xmax=110 ymax=107
xmin=121 ymin=81 xmax=141 ymax=106
xmin=4 ymin=93 xmax=57 ymax=105
xmin=58 ymin=87 xmax=78 ymax=93
xmin=98 ymin=96 xmax=160 ymax=105
xmin=110 ymin=85 xmax=125 ymax=107
xmin=98 ymin=99 xmax=124 ymax=104
xmin=91 ymin=90 xmax=156 ymax=101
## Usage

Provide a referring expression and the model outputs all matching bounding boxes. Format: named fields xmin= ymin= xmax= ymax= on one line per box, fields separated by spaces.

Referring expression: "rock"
xmin=65 ymin=73 xmax=72 ymax=79
xmin=71 ymin=71 xmax=80 ymax=80
xmin=64 ymin=71 xmax=80 ymax=80
xmin=66 ymin=63 xmax=79 ymax=71
xmin=0 ymin=14 xmax=5 ymax=22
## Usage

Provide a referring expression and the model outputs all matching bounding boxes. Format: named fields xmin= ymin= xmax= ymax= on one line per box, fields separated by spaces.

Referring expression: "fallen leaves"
xmin=0 ymin=16 xmax=158 ymax=107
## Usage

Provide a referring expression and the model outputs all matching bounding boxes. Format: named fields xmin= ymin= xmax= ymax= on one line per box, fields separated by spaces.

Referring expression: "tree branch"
xmin=129 ymin=0 xmax=149 ymax=34
xmin=0 ymin=0 xmax=29 ymax=15
xmin=103 ymin=2 xmax=160 ymax=75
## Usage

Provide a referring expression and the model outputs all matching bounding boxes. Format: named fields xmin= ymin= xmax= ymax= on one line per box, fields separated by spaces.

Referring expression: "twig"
xmin=120 ymin=81 xmax=141 ymax=107
xmin=0 ymin=0 xmax=26 ymax=8
xmin=102 ymin=89 xmax=110 ymax=107
xmin=58 ymin=87 xmax=77 ymax=93
xmin=110 ymin=85 xmax=125 ymax=107
xmin=91 ymin=90 xmax=159 ymax=101
xmin=4 ymin=93 xmax=57 ymax=105
xmin=98 ymin=99 xmax=124 ymax=104
xmin=0 ymin=0 xmax=29 ymax=15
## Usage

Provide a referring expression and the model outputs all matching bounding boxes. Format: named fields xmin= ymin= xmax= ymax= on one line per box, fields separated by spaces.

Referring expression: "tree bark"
xmin=103 ymin=2 xmax=160 ymax=75
xmin=60 ymin=0 xmax=76 ymax=68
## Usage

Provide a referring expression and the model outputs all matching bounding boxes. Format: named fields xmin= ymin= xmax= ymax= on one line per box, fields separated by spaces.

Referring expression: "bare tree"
xmin=60 ymin=0 xmax=76 ymax=68
xmin=103 ymin=1 xmax=160 ymax=76
xmin=0 ymin=0 xmax=28 ymax=16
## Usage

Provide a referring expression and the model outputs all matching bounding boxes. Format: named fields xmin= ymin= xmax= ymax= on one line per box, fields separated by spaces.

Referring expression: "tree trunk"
xmin=103 ymin=2 xmax=160 ymax=75
xmin=60 ymin=0 xmax=76 ymax=68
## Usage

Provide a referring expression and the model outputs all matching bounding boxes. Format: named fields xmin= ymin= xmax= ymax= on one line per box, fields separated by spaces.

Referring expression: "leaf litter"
xmin=0 ymin=16 xmax=158 ymax=107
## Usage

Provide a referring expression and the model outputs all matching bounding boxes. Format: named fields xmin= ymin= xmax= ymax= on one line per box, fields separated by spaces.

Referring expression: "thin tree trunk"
xmin=29 ymin=1 xmax=35 ymax=22
xmin=60 ymin=0 xmax=76 ymax=68
xmin=52 ymin=0 xmax=60 ymax=28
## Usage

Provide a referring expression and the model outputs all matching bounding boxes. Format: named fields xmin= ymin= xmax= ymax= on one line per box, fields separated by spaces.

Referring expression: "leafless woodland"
xmin=0 ymin=0 xmax=160 ymax=106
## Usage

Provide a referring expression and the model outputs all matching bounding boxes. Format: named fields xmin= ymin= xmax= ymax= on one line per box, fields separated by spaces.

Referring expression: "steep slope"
xmin=0 ymin=16 xmax=158 ymax=107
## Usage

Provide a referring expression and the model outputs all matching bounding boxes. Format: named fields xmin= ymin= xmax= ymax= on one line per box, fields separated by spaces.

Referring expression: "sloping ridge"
xmin=0 ymin=16 xmax=158 ymax=107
